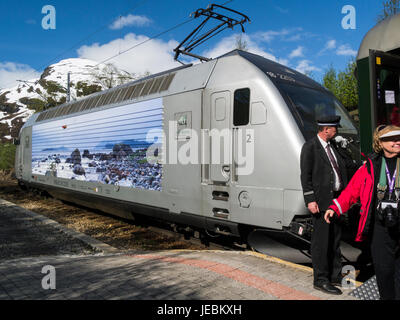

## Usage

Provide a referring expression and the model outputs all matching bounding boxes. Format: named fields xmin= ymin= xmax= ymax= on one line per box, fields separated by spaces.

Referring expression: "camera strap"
xmin=378 ymin=157 xmax=400 ymax=201
xmin=395 ymin=158 xmax=400 ymax=201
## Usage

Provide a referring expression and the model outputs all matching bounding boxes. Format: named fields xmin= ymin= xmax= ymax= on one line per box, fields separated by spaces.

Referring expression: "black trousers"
xmin=311 ymin=212 xmax=342 ymax=285
xmin=370 ymin=219 xmax=400 ymax=300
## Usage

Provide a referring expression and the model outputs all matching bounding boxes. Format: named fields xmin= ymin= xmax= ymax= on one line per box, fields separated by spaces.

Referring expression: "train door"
xmin=202 ymin=88 xmax=256 ymax=234
xmin=209 ymin=91 xmax=232 ymax=183
xmin=370 ymin=50 xmax=400 ymax=128
xmin=207 ymin=88 xmax=253 ymax=185
xmin=200 ymin=90 xmax=233 ymax=231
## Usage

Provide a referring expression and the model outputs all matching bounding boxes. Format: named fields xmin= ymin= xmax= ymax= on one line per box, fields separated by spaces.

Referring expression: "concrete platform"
xmin=0 ymin=198 xmax=358 ymax=301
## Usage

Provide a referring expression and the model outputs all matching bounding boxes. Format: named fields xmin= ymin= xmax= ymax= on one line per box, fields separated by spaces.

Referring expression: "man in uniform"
xmin=300 ymin=115 xmax=354 ymax=295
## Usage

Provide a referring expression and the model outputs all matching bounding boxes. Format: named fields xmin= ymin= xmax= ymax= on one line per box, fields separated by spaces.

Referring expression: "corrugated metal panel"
xmin=140 ymin=79 xmax=155 ymax=96
xmin=113 ymin=88 xmax=125 ymax=103
xmin=70 ymin=100 xmax=83 ymax=114
xmin=35 ymin=72 xmax=176 ymax=122
xmin=53 ymin=107 xmax=64 ymax=118
xmin=160 ymin=73 xmax=175 ymax=92
xmin=59 ymin=104 xmax=70 ymax=117
xmin=41 ymin=110 xmax=50 ymax=121
xmin=121 ymin=85 xmax=136 ymax=101
xmin=70 ymin=100 xmax=82 ymax=113
xmin=48 ymin=109 xmax=56 ymax=119
xmin=95 ymin=93 xmax=108 ymax=108
xmin=102 ymin=91 xmax=114 ymax=106
xmin=149 ymin=77 xmax=164 ymax=95
xmin=36 ymin=112 xmax=46 ymax=122
xmin=108 ymin=89 xmax=121 ymax=104
xmin=131 ymin=82 xmax=145 ymax=99
xmin=82 ymin=97 xmax=94 ymax=111
xmin=89 ymin=95 xmax=102 ymax=109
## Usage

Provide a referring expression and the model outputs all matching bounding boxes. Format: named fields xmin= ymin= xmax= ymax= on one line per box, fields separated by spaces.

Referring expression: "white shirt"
xmin=317 ymin=135 xmax=341 ymax=191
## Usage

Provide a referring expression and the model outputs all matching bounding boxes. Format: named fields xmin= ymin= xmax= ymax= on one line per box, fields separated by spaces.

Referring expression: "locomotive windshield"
xmin=278 ymin=83 xmax=358 ymax=141
xmin=229 ymin=50 xmax=358 ymax=141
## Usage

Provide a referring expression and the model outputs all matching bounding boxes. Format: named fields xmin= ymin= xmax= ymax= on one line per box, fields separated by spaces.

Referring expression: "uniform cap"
xmin=317 ymin=115 xmax=341 ymax=127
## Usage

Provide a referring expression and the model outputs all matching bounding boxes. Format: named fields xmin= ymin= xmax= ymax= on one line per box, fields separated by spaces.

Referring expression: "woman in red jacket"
xmin=325 ymin=125 xmax=400 ymax=300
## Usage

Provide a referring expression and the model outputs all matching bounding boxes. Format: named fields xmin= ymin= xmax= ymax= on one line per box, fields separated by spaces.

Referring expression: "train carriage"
xmin=14 ymin=50 xmax=359 ymax=243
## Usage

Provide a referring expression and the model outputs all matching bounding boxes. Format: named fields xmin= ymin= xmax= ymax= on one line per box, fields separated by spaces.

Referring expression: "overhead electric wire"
xmin=95 ymin=0 xmax=236 ymax=66
xmin=93 ymin=18 xmax=195 ymax=67
xmin=3 ymin=0 xmax=235 ymax=92
xmin=1 ymin=0 xmax=148 ymax=90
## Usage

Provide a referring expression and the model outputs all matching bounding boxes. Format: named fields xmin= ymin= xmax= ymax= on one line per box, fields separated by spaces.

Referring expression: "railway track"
xmin=145 ymin=224 xmax=247 ymax=252
xmin=0 ymin=177 xmax=249 ymax=253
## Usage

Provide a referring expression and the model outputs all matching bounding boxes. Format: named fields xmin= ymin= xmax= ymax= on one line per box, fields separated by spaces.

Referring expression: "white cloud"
xmin=295 ymin=60 xmax=321 ymax=74
xmin=254 ymin=28 xmax=307 ymax=43
xmin=319 ymin=40 xmax=356 ymax=57
xmin=203 ymin=33 xmax=302 ymax=67
xmin=318 ymin=39 xmax=337 ymax=55
xmin=336 ymin=44 xmax=357 ymax=56
xmin=254 ymin=29 xmax=292 ymax=43
xmin=289 ymin=46 xmax=304 ymax=59
xmin=201 ymin=34 xmax=274 ymax=59
xmin=109 ymin=14 xmax=151 ymax=30
xmin=77 ymin=33 xmax=181 ymax=75
xmin=200 ymin=33 xmax=289 ymax=66
xmin=275 ymin=6 xmax=289 ymax=14
xmin=326 ymin=40 xmax=337 ymax=50
xmin=0 ymin=62 xmax=40 ymax=90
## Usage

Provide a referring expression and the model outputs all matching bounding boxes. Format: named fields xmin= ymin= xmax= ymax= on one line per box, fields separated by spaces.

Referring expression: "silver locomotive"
xmin=14 ymin=50 xmax=359 ymax=245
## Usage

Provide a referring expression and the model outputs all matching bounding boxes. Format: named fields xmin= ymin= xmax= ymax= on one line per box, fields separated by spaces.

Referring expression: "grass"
xmin=0 ymin=173 xmax=205 ymax=251
xmin=0 ymin=143 xmax=16 ymax=170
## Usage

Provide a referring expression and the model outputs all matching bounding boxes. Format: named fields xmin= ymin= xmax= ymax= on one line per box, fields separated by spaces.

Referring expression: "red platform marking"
xmin=127 ymin=254 xmax=320 ymax=300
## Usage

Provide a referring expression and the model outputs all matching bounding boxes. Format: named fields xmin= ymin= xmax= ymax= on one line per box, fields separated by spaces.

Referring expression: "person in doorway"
xmin=300 ymin=115 xmax=357 ymax=295
xmin=325 ymin=125 xmax=400 ymax=300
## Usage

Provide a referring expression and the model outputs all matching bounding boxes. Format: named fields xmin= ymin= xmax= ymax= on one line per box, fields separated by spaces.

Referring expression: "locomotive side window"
xmin=233 ymin=88 xmax=250 ymax=126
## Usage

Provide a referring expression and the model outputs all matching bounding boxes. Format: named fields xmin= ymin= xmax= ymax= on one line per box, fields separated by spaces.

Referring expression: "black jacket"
xmin=300 ymin=136 xmax=353 ymax=211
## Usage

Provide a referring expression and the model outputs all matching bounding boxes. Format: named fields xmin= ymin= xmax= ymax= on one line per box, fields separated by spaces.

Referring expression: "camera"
xmin=378 ymin=200 xmax=399 ymax=228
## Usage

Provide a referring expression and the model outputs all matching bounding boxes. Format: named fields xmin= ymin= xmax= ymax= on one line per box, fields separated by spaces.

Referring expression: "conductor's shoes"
xmin=331 ymin=276 xmax=345 ymax=287
xmin=313 ymin=282 xmax=342 ymax=295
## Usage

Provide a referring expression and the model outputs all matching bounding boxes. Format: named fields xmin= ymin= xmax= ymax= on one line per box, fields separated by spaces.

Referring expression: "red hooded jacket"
xmin=328 ymin=154 xmax=380 ymax=242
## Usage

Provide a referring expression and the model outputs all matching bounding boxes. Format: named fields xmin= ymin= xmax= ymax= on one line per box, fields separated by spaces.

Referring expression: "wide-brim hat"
xmin=379 ymin=130 xmax=400 ymax=139
xmin=317 ymin=115 xmax=341 ymax=127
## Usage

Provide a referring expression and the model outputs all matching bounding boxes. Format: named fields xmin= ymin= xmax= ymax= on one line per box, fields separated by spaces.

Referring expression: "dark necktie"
xmin=326 ymin=144 xmax=343 ymax=189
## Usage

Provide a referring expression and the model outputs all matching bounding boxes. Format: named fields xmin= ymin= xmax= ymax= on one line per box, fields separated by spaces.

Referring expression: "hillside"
xmin=0 ymin=58 xmax=142 ymax=144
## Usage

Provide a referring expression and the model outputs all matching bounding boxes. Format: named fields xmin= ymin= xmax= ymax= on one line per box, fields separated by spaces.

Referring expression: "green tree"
xmin=75 ymin=81 xmax=102 ymax=97
xmin=322 ymin=65 xmax=338 ymax=98
xmin=0 ymin=143 xmax=16 ymax=170
xmin=235 ymin=34 xmax=248 ymax=51
xmin=377 ymin=0 xmax=400 ymax=22
xmin=336 ymin=59 xmax=358 ymax=112
xmin=322 ymin=59 xmax=358 ymax=112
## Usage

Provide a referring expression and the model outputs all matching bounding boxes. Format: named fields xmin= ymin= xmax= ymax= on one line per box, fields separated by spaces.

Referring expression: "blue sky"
xmin=0 ymin=0 xmax=384 ymax=89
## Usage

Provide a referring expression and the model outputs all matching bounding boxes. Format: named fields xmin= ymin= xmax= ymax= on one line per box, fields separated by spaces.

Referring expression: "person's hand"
xmin=307 ymin=202 xmax=320 ymax=214
xmin=324 ymin=209 xmax=336 ymax=223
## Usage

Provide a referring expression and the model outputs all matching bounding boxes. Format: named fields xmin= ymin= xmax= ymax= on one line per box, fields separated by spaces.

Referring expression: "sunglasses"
xmin=377 ymin=125 xmax=387 ymax=132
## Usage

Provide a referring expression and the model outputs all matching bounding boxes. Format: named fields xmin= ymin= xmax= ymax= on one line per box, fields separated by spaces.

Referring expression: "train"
xmin=14 ymin=50 xmax=360 ymax=246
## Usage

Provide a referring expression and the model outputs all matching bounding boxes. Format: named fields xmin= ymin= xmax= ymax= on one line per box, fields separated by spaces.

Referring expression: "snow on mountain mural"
xmin=31 ymin=99 xmax=163 ymax=191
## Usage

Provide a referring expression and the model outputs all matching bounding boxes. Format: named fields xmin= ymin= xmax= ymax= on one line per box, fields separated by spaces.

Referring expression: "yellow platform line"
xmin=168 ymin=249 xmax=363 ymax=287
